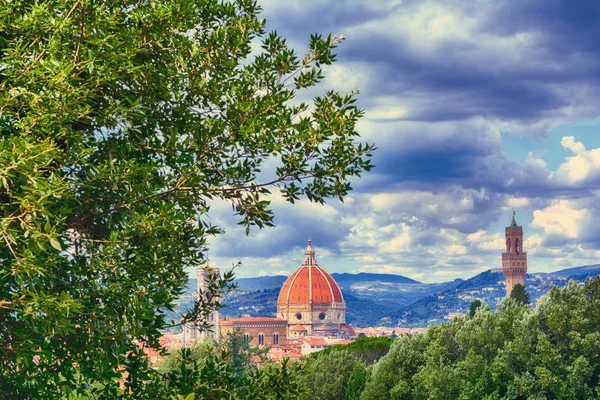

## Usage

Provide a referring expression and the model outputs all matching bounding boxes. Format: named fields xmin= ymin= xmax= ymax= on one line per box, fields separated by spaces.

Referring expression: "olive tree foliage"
xmin=0 ymin=0 xmax=374 ymax=397
xmin=361 ymin=278 xmax=600 ymax=400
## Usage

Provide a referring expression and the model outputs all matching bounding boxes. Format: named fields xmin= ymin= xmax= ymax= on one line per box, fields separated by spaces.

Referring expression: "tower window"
xmin=273 ymin=332 xmax=279 ymax=345
xmin=258 ymin=333 xmax=264 ymax=346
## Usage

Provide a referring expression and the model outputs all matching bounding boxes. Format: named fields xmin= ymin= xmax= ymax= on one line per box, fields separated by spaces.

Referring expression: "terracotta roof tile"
xmin=304 ymin=338 xmax=328 ymax=347
xmin=278 ymin=240 xmax=344 ymax=305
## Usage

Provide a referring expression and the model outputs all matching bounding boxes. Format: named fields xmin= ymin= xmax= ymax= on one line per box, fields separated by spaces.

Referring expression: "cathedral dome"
xmin=277 ymin=240 xmax=344 ymax=305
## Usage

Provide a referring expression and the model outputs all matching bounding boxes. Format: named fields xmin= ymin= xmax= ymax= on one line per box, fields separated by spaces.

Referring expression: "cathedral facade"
xmin=501 ymin=211 xmax=528 ymax=296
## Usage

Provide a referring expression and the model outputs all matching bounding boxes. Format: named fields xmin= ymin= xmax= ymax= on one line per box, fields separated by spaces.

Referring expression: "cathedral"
xmin=190 ymin=240 xmax=355 ymax=347
xmin=277 ymin=240 xmax=354 ymax=339
xmin=501 ymin=211 xmax=528 ymax=296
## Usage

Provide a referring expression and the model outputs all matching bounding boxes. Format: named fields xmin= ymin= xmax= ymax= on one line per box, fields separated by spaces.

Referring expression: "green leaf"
xmin=49 ymin=238 xmax=62 ymax=252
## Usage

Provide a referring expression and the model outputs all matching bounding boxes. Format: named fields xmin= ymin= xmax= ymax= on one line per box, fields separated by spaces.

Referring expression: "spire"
xmin=511 ymin=209 xmax=518 ymax=227
xmin=303 ymin=239 xmax=317 ymax=266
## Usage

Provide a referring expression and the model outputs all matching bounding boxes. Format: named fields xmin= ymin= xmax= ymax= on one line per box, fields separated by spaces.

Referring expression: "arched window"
xmin=515 ymin=238 xmax=520 ymax=254
xmin=258 ymin=333 xmax=264 ymax=346
xmin=273 ymin=332 xmax=279 ymax=345
xmin=506 ymin=238 xmax=511 ymax=253
xmin=244 ymin=332 xmax=251 ymax=344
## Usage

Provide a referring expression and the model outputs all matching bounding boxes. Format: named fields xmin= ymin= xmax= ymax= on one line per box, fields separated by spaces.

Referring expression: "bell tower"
xmin=501 ymin=210 xmax=527 ymax=296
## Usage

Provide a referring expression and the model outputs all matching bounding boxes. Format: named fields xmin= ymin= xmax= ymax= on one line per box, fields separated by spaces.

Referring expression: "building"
xmin=183 ymin=266 xmax=221 ymax=343
xmin=501 ymin=211 xmax=528 ymax=296
xmin=300 ymin=338 xmax=329 ymax=355
xmin=220 ymin=317 xmax=287 ymax=346
xmin=181 ymin=240 xmax=355 ymax=351
xmin=277 ymin=240 xmax=355 ymax=339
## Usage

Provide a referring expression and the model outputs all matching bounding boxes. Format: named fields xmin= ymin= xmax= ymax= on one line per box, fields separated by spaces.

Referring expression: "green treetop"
xmin=510 ymin=283 xmax=530 ymax=304
xmin=0 ymin=0 xmax=374 ymax=397
xmin=467 ymin=299 xmax=483 ymax=318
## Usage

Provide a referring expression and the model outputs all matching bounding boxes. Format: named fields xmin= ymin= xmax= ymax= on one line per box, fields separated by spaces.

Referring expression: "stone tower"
xmin=183 ymin=266 xmax=220 ymax=343
xmin=197 ymin=266 xmax=220 ymax=341
xmin=501 ymin=210 xmax=527 ymax=296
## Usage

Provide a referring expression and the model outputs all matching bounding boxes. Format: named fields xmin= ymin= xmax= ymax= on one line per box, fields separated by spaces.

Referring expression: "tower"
xmin=501 ymin=210 xmax=527 ymax=296
xmin=197 ymin=266 xmax=220 ymax=342
xmin=183 ymin=266 xmax=221 ymax=343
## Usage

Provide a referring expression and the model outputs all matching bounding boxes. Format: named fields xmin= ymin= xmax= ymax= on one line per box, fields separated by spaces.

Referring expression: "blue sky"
xmin=203 ymin=0 xmax=600 ymax=283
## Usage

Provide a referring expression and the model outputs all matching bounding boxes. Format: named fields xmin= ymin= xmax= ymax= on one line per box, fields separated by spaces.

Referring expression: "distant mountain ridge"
xmin=538 ymin=263 xmax=600 ymax=278
xmin=331 ymin=272 xmax=421 ymax=285
xmin=179 ymin=264 xmax=600 ymax=328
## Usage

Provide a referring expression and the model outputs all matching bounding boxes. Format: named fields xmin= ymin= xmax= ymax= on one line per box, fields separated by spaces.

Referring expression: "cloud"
xmin=552 ymin=136 xmax=600 ymax=184
xmin=467 ymin=230 xmax=505 ymax=252
xmin=532 ymin=200 xmax=587 ymax=239
xmin=208 ymin=193 xmax=349 ymax=258
xmin=197 ymin=1 xmax=600 ymax=281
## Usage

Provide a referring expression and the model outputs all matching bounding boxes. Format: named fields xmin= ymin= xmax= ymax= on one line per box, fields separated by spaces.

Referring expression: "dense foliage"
xmin=150 ymin=331 xmax=304 ymax=399
xmin=0 ymin=0 xmax=373 ymax=397
xmin=299 ymin=350 xmax=369 ymax=400
xmin=362 ymin=278 xmax=600 ymax=399
xmin=313 ymin=335 xmax=393 ymax=365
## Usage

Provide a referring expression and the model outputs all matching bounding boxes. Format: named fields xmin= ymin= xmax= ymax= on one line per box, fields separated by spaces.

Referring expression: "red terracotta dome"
xmin=278 ymin=240 xmax=344 ymax=305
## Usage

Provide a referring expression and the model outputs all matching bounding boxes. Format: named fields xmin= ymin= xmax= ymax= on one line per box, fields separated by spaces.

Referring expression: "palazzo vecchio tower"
xmin=501 ymin=210 xmax=528 ymax=296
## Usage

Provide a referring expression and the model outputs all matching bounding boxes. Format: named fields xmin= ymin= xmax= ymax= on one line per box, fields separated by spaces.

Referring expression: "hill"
xmin=539 ymin=263 xmax=600 ymax=278
xmin=176 ymin=264 xmax=600 ymax=328
xmin=218 ymin=272 xmax=460 ymax=326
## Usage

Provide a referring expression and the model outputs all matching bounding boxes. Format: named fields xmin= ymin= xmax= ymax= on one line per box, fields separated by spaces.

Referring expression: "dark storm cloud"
xmin=371 ymin=126 xmax=495 ymax=182
xmin=371 ymin=135 xmax=599 ymax=200
xmin=260 ymin=1 xmax=392 ymax=37
xmin=259 ymin=0 xmax=600 ymax=199
xmin=340 ymin=42 xmax=571 ymax=122
xmin=484 ymin=1 xmax=600 ymax=54
xmin=542 ymin=234 xmax=575 ymax=248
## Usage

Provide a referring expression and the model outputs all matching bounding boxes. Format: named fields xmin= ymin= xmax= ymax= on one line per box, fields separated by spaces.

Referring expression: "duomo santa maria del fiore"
xmin=182 ymin=240 xmax=356 ymax=350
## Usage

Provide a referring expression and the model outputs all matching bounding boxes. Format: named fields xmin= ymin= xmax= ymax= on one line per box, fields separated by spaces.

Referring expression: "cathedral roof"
xmin=219 ymin=317 xmax=287 ymax=326
xmin=277 ymin=240 xmax=344 ymax=305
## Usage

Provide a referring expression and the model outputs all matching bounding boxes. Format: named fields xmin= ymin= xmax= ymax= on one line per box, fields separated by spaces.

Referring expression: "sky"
xmin=202 ymin=0 xmax=600 ymax=283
